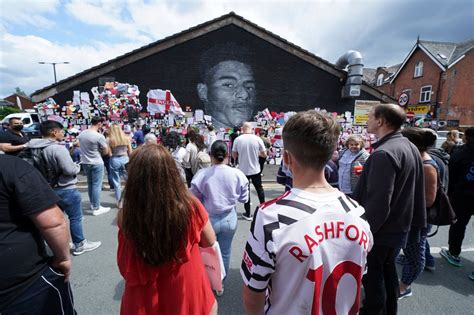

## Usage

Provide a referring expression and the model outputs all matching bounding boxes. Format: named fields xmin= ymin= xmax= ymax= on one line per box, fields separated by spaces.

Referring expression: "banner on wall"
xmin=354 ymin=100 xmax=381 ymax=125
xmin=406 ymin=105 xmax=431 ymax=117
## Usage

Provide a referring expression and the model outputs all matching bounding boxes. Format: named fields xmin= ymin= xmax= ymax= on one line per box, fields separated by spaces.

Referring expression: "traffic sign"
xmin=398 ymin=92 xmax=409 ymax=107
xmin=406 ymin=111 xmax=415 ymax=119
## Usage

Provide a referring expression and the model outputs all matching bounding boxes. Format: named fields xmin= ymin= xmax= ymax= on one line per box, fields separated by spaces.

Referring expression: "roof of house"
xmin=31 ymin=12 xmax=393 ymax=103
xmin=390 ymin=38 xmax=474 ymax=83
xmin=0 ymin=99 xmax=15 ymax=107
xmin=363 ymin=68 xmax=377 ymax=84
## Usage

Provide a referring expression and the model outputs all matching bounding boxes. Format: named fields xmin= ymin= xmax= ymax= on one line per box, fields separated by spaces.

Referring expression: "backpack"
xmin=428 ymin=148 xmax=449 ymax=193
xmin=425 ymin=159 xmax=456 ymax=236
xmin=18 ymin=147 xmax=59 ymax=187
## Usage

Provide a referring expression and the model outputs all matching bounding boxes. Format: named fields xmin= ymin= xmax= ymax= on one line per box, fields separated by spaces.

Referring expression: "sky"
xmin=0 ymin=0 xmax=473 ymax=98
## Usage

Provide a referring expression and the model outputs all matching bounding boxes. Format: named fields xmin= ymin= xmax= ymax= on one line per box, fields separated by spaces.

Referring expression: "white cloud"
xmin=0 ymin=32 xmax=140 ymax=96
xmin=0 ymin=0 xmax=60 ymax=29
xmin=0 ymin=0 xmax=471 ymax=98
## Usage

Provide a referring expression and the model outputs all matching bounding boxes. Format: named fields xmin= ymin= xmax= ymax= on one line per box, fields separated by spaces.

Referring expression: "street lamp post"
xmin=38 ymin=61 xmax=70 ymax=84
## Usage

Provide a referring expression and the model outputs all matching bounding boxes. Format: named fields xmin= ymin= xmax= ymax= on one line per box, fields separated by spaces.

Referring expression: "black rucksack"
xmin=18 ymin=147 xmax=59 ymax=187
xmin=428 ymin=148 xmax=450 ymax=192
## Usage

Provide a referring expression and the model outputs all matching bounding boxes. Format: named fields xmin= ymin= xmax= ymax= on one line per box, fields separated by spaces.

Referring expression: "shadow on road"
xmin=406 ymin=257 xmax=474 ymax=296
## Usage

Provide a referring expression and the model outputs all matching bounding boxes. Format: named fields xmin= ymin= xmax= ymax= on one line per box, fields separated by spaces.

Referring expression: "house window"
xmin=376 ymin=74 xmax=384 ymax=86
xmin=414 ymin=61 xmax=423 ymax=77
xmin=419 ymin=85 xmax=432 ymax=103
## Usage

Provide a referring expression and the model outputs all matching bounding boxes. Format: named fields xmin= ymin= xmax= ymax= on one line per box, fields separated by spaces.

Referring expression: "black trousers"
xmin=2 ymin=267 xmax=76 ymax=315
xmin=448 ymin=193 xmax=473 ymax=256
xmin=258 ymin=156 xmax=266 ymax=174
xmin=244 ymin=173 xmax=265 ymax=216
xmin=360 ymin=244 xmax=399 ymax=315
xmin=184 ymin=168 xmax=193 ymax=188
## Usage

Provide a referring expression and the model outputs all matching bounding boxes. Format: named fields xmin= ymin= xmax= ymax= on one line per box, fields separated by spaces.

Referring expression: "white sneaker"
xmin=72 ymin=239 xmax=102 ymax=256
xmin=91 ymin=206 xmax=111 ymax=216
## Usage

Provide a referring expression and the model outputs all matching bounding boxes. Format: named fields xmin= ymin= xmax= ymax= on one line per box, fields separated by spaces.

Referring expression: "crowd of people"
xmin=0 ymin=104 xmax=473 ymax=314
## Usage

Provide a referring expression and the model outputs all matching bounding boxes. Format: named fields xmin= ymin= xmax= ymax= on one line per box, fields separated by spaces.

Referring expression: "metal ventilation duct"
xmin=335 ymin=50 xmax=364 ymax=98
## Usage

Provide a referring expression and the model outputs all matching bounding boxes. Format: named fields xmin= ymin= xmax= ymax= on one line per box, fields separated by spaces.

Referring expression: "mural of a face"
xmin=198 ymin=60 xmax=256 ymax=128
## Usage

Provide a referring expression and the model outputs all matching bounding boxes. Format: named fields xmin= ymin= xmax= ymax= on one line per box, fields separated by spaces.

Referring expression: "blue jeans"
xmin=55 ymin=188 xmax=84 ymax=245
xmin=83 ymin=164 xmax=104 ymax=210
xmin=209 ymin=210 xmax=237 ymax=278
xmin=110 ymin=155 xmax=129 ymax=203
xmin=1 ymin=267 xmax=76 ymax=314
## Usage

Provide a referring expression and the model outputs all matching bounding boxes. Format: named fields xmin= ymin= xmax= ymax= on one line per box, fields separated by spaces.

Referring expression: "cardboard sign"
xmin=354 ymin=100 xmax=381 ymax=125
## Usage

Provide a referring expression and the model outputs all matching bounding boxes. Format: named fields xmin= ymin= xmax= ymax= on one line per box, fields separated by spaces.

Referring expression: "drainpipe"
xmin=335 ymin=50 xmax=364 ymax=98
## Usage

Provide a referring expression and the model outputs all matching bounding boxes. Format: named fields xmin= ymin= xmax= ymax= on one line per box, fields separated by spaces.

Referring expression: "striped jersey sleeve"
xmin=240 ymin=205 xmax=276 ymax=292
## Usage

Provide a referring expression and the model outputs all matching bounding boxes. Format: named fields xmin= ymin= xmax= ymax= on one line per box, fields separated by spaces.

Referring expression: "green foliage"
xmin=0 ymin=106 xmax=21 ymax=120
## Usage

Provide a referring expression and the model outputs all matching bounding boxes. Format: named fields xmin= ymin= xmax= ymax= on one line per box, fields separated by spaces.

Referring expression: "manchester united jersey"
xmin=241 ymin=188 xmax=373 ymax=314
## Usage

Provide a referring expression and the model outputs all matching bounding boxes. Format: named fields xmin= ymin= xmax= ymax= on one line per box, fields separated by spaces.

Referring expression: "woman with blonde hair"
xmin=117 ymin=144 xmax=217 ymax=315
xmin=338 ymin=134 xmax=370 ymax=196
xmin=107 ymin=124 xmax=132 ymax=204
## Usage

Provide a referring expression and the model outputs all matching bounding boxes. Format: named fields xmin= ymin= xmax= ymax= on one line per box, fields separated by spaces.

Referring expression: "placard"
xmin=354 ymin=100 xmax=381 ymax=125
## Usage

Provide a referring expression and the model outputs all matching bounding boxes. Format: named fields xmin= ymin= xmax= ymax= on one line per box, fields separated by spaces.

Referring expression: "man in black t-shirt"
xmin=0 ymin=117 xmax=30 ymax=156
xmin=0 ymin=155 xmax=75 ymax=314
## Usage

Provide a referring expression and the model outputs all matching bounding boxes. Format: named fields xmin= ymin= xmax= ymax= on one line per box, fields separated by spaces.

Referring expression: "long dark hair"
xmin=121 ymin=144 xmax=199 ymax=266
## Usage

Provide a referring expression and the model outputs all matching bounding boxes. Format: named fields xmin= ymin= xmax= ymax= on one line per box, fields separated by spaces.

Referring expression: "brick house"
xmin=3 ymin=94 xmax=35 ymax=110
xmin=371 ymin=39 xmax=473 ymax=128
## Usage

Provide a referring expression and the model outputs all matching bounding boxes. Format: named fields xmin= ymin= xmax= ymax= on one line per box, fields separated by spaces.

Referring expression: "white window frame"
xmin=376 ymin=74 xmax=384 ymax=86
xmin=419 ymin=85 xmax=432 ymax=103
xmin=414 ymin=61 xmax=423 ymax=77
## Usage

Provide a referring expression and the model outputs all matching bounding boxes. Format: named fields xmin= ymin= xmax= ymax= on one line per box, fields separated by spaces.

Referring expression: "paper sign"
xmin=354 ymin=100 xmax=381 ymax=125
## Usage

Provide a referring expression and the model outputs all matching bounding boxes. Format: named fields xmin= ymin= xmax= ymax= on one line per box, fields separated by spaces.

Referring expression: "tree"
xmin=0 ymin=106 xmax=21 ymax=120
xmin=14 ymin=87 xmax=29 ymax=98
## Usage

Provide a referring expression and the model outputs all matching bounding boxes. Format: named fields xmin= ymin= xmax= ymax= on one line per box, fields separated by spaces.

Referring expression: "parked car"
xmin=436 ymin=131 xmax=448 ymax=148
xmin=1 ymin=112 xmax=40 ymax=128
xmin=23 ymin=122 xmax=41 ymax=139
xmin=435 ymin=130 xmax=464 ymax=149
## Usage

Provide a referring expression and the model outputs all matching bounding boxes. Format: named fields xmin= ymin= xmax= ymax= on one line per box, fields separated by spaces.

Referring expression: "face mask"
xmin=12 ymin=125 xmax=23 ymax=131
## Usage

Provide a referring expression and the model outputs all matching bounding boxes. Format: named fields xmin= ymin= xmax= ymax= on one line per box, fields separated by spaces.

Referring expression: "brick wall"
xmin=439 ymin=51 xmax=474 ymax=126
xmin=392 ymin=48 xmax=443 ymax=107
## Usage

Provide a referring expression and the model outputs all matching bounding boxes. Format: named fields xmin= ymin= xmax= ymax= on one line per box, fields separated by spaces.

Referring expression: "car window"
xmin=23 ymin=117 xmax=31 ymax=124
xmin=31 ymin=115 xmax=40 ymax=122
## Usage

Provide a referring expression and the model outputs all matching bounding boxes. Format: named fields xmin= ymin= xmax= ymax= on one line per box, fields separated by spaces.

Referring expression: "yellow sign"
xmin=354 ymin=100 xmax=381 ymax=125
xmin=406 ymin=105 xmax=430 ymax=115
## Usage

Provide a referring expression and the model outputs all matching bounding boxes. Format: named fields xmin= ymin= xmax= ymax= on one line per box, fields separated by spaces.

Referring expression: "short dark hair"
xmin=40 ymin=120 xmax=64 ymax=137
xmin=8 ymin=117 xmax=22 ymax=124
xmin=401 ymin=127 xmax=437 ymax=152
xmin=198 ymin=42 xmax=255 ymax=83
xmin=163 ymin=131 xmax=182 ymax=150
xmin=373 ymin=104 xmax=406 ymax=129
xmin=464 ymin=127 xmax=474 ymax=142
xmin=283 ymin=110 xmax=340 ymax=170
xmin=91 ymin=116 xmax=105 ymax=125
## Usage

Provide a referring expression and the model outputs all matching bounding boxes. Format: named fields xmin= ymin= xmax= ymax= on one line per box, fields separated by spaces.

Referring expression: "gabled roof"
xmin=31 ymin=12 xmax=393 ymax=103
xmin=0 ymin=99 xmax=15 ymax=107
xmin=363 ymin=68 xmax=377 ymax=84
xmin=390 ymin=38 xmax=474 ymax=83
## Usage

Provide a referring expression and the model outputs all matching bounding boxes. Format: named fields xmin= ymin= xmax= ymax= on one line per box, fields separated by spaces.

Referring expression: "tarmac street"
xmin=71 ymin=168 xmax=474 ymax=314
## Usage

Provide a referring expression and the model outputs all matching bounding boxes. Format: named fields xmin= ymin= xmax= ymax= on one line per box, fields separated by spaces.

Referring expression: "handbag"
xmin=199 ymin=241 xmax=226 ymax=291
xmin=427 ymin=171 xmax=456 ymax=236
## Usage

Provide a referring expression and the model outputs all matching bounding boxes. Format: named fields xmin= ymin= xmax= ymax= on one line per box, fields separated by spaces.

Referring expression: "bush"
xmin=0 ymin=106 xmax=21 ymax=120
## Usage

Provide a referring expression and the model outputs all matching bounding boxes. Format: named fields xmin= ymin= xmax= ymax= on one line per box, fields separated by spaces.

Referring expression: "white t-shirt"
xmin=241 ymin=188 xmax=373 ymax=315
xmin=232 ymin=133 xmax=265 ymax=176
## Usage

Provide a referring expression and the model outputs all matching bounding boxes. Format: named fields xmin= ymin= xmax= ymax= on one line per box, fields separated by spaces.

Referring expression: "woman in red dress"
xmin=117 ymin=144 xmax=217 ymax=315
